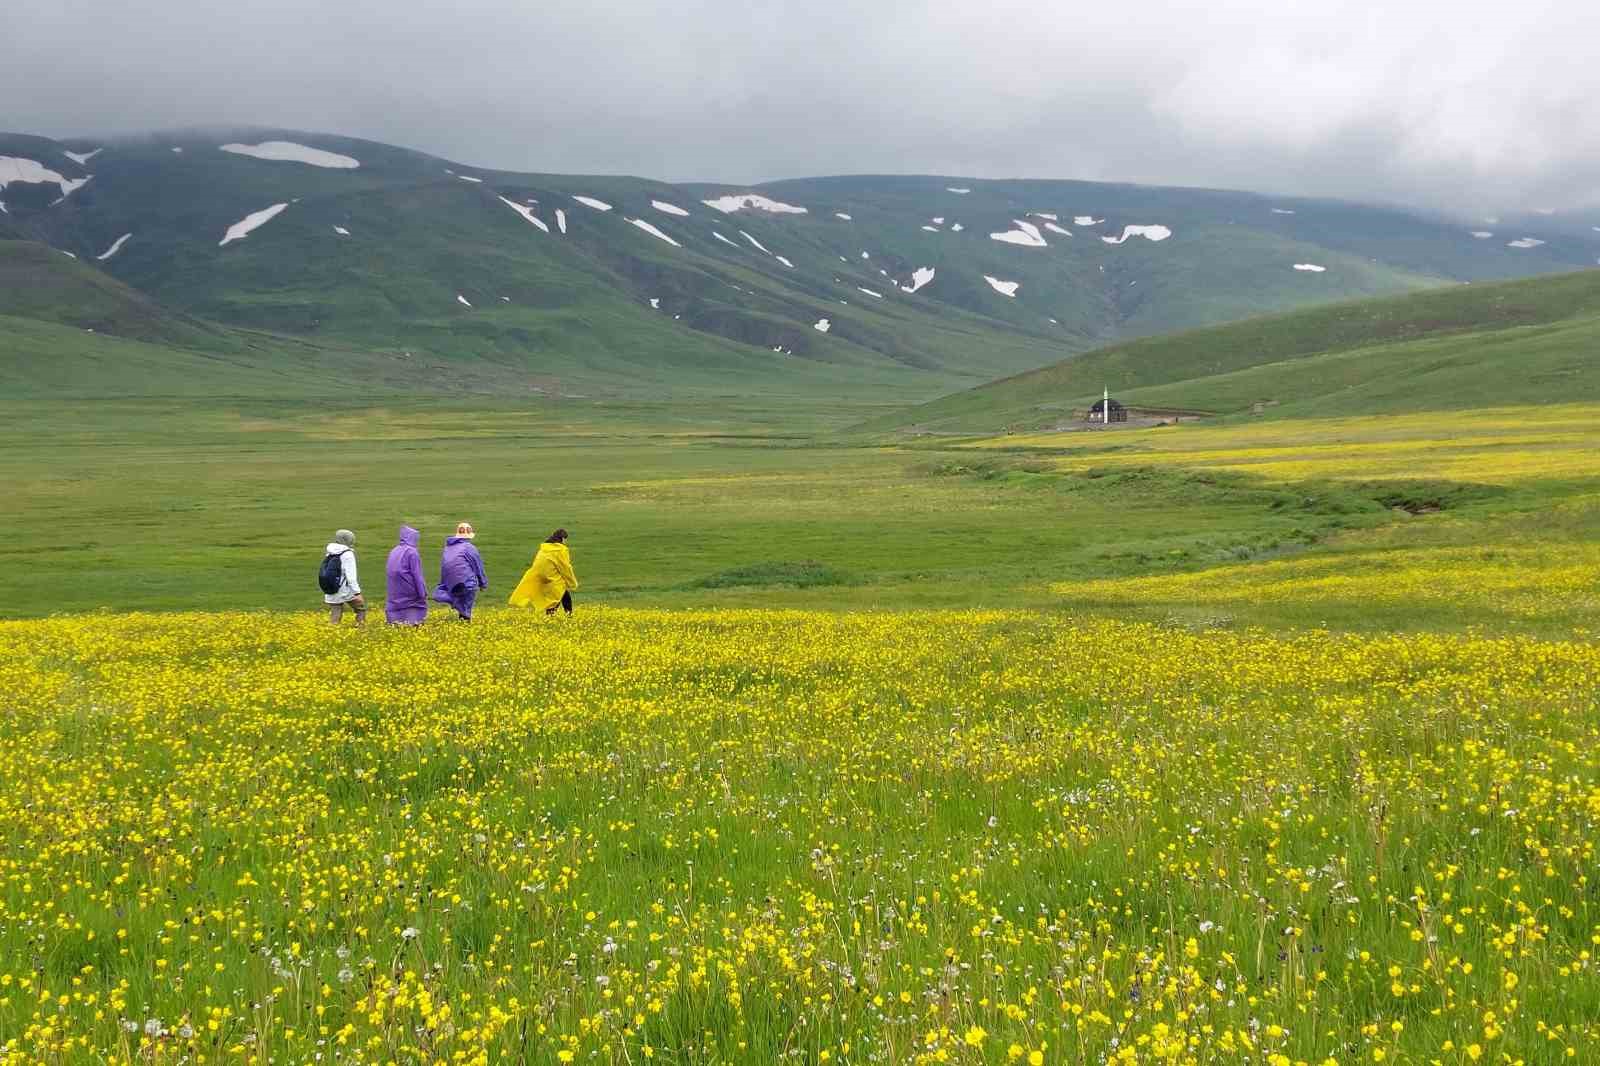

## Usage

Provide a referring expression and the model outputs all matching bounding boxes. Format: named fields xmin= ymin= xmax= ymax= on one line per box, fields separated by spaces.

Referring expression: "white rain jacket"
xmin=323 ymin=543 xmax=362 ymax=604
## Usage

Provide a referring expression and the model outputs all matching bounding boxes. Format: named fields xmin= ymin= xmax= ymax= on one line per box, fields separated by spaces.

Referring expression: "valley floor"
xmin=1 ymin=396 xmax=1597 ymax=1063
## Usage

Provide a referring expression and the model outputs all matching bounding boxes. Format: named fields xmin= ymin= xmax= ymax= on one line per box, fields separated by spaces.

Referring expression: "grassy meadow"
xmin=3 ymin=382 xmax=1599 ymax=1062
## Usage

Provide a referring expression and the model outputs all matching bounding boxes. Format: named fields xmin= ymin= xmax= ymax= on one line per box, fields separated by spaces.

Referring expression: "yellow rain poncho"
xmin=509 ymin=541 xmax=579 ymax=611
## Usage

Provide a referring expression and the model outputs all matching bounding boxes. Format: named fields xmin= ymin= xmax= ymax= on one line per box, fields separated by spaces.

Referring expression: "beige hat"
xmin=455 ymin=522 xmax=476 ymax=539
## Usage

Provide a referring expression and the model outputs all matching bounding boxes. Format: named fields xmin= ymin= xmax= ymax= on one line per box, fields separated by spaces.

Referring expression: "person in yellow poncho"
xmin=509 ymin=528 xmax=579 ymax=614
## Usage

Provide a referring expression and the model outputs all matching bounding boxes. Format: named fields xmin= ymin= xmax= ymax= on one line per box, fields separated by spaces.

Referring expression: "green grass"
xmin=865 ymin=268 xmax=1600 ymax=432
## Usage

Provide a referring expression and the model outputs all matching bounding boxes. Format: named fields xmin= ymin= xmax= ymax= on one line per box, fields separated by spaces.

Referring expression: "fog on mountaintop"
xmin=6 ymin=0 xmax=1598 ymax=215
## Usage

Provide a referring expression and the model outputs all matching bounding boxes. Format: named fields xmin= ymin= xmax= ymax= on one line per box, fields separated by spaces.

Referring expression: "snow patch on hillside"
xmin=1029 ymin=212 xmax=1058 ymax=221
xmin=171 ymin=147 xmax=183 ymax=153
xmin=220 ymin=141 xmax=360 ymax=169
xmin=96 ymin=233 xmax=132 ymax=260
xmin=741 ymin=230 xmax=773 ymax=255
xmin=931 ymin=216 xmax=945 ymax=225
xmin=990 ymin=220 xmax=1048 ymax=247
xmin=573 ymin=195 xmax=613 ymax=211
xmin=556 ymin=209 xmax=567 ymax=234
xmin=456 ymin=174 xmax=484 ymax=183
xmin=1101 ymin=224 xmax=1172 ymax=244
xmin=983 ymin=275 xmax=1019 ymax=297
xmin=835 ymin=212 xmax=852 ymax=220
xmin=219 ymin=202 xmax=288 ymax=246
xmin=652 ymin=200 xmax=690 ymax=216
xmin=63 ymin=148 xmax=101 ymax=165
xmin=946 ymin=187 xmax=971 ymax=194
xmin=333 ymin=226 xmax=350 ymax=236
xmin=1073 ymin=216 xmax=1103 ymax=226
xmin=814 ymin=318 xmax=831 ymax=333
xmin=950 ymin=222 xmax=964 ymax=232
xmin=650 ymin=298 xmax=660 ymax=309
xmin=857 ymin=287 xmax=884 ymax=299
xmin=1292 ymin=263 xmax=1326 ymax=272
xmin=629 ymin=218 xmax=681 ymax=247
xmin=1044 ymin=222 xmax=1072 ymax=237
xmin=1507 ymin=237 xmax=1545 ymax=248
xmin=0 ymin=157 xmax=92 ymax=200
xmin=702 ymin=194 xmax=807 ymax=215
xmin=457 ymin=294 xmax=472 ymax=307
xmin=775 ymin=255 xmax=795 ymax=269
xmin=712 ymin=231 xmax=738 ymax=248
xmin=499 ymin=196 xmax=549 ymax=232
xmin=1271 ymin=208 xmax=1295 ymax=215
xmin=922 ymin=225 xmax=940 ymax=232
xmin=1470 ymin=231 xmax=1493 ymax=238
xmin=900 ymin=266 xmax=935 ymax=293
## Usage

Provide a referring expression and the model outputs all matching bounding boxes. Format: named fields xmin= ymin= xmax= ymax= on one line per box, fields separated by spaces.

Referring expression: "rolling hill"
xmin=4 ymin=126 xmax=1599 ymax=398
xmin=864 ymin=269 xmax=1600 ymax=432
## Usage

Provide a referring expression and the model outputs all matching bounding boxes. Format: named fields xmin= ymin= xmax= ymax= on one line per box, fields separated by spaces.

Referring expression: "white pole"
xmin=1103 ymin=386 xmax=1109 ymax=425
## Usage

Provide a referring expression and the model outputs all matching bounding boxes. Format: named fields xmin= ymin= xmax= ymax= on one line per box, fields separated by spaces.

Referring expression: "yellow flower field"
xmin=0 ymin=609 xmax=1595 ymax=1065
xmin=971 ymin=405 xmax=1600 ymax=486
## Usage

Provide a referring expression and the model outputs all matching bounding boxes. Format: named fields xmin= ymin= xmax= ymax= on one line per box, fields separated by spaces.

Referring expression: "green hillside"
xmin=865 ymin=268 xmax=1600 ymax=432
xmin=5 ymin=127 xmax=1598 ymax=398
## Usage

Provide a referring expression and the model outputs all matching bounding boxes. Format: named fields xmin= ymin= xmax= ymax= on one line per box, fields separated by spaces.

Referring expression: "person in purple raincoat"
xmin=384 ymin=524 xmax=429 ymax=625
xmin=434 ymin=521 xmax=488 ymax=621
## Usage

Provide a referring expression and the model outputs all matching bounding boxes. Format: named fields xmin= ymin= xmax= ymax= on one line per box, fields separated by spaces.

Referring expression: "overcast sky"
xmin=6 ymin=0 xmax=1598 ymax=214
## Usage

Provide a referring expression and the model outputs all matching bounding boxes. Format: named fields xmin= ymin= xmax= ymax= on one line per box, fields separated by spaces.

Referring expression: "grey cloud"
xmin=4 ymin=0 xmax=1598 ymax=214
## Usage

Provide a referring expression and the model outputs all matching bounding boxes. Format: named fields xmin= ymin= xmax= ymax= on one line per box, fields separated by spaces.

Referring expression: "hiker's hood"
xmin=326 ymin=542 xmax=352 ymax=555
xmin=397 ymin=525 xmax=420 ymax=548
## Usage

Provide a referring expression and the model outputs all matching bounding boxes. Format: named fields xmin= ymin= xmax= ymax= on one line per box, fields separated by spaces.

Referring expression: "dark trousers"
xmin=545 ymin=590 xmax=573 ymax=616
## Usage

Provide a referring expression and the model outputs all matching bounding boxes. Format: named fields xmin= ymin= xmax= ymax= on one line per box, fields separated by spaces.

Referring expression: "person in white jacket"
xmin=324 ymin=528 xmax=367 ymax=625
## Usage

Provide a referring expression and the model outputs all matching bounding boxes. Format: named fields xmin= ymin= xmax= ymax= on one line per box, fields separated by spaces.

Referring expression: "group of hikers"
xmin=318 ymin=522 xmax=579 ymax=626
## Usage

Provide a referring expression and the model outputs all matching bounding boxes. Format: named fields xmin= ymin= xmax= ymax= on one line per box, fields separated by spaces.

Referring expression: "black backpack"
xmin=317 ymin=552 xmax=345 ymax=594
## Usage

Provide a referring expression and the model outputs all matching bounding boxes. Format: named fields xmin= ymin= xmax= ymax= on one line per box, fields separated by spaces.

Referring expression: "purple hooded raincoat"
xmin=434 ymin=536 xmax=488 ymax=619
xmin=384 ymin=525 xmax=429 ymax=625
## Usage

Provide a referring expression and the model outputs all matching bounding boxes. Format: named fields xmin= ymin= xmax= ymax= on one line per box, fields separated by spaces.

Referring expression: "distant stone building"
xmin=1087 ymin=397 xmax=1128 ymax=423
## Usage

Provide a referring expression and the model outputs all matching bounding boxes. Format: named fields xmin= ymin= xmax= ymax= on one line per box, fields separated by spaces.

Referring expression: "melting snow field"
xmin=1292 ymin=263 xmax=1327 ymax=272
xmin=922 ymin=225 xmax=940 ymax=232
xmin=835 ymin=212 xmax=852 ymax=220
xmin=0 ymin=157 xmax=92 ymax=200
xmin=456 ymin=174 xmax=484 ymax=184
xmin=713 ymin=231 xmax=739 ymax=248
xmin=900 ymin=266 xmax=936 ymax=293
xmin=814 ymin=317 xmax=831 ymax=333
xmin=63 ymin=148 xmax=101 ymax=165
xmin=1044 ymin=222 xmax=1072 ymax=237
xmin=946 ymin=187 xmax=971 ymax=194
xmin=652 ymin=200 xmax=690 ymax=217
xmin=857 ymin=287 xmax=884 ymax=299
xmin=573 ymin=196 xmax=613 ymax=211
xmin=95 ymin=233 xmax=132 ymax=261
xmin=1073 ymin=216 xmax=1103 ymax=226
xmin=556 ymin=209 xmax=567 ymax=234
xmin=628 ymin=218 xmax=681 ymax=247
xmin=1507 ymin=237 xmax=1546 ymax=249
xmin=650 ymin=298 xmax=661 ymax=310
xmin=741 ymin=230 xmax=773 ymax=255
xmin=219 ymin=141 xmax=360 ymax=169
xmin=951 ymin=222 xmax=964 ymax=232
xmin=990 ymin=220 xmax=1048 ymax=247
xmin=456 ymin=295 xmax=472 ymax=308
xmin=702 ymin=194 xmax=807 ymax=215
xmin=1101 ymin=224 xmax=1172 ymax=245
xmin=499 ymin=196 xmax=549 ymax=232
xmin=1271 ymin=208 xmax=1296 ymax=215
xmin=333 ymin=226 xmax=350 ymax=236
xmin=1470 ymin=231 xmax=1494 ymax=239
xmin=775 ymin=255 xmax=795 ymax=269
xmin=218 ymin=203 xmax=289 ymax=246
xmin=983 ymin=275 xmax=1019 ymax=297
xmin=1029 ymin=212 xmax=1058 ymax=221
